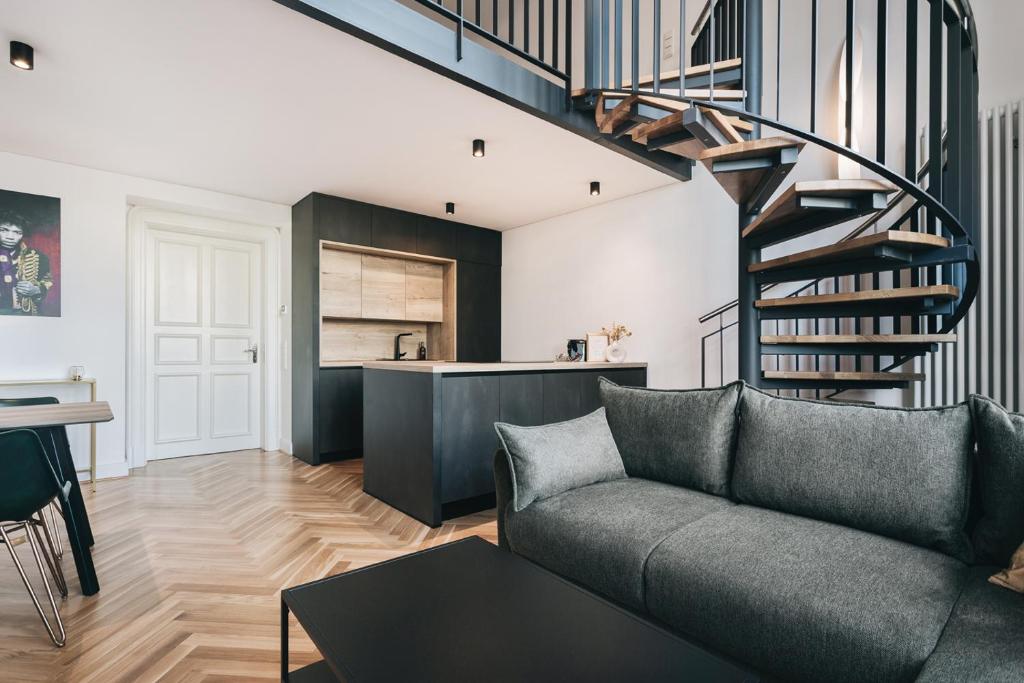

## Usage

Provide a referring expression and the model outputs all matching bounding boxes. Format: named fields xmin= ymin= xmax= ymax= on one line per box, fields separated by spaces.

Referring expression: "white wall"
xmin=0 ymin=152 xmax=291 ymax=478
xmin=973 ymin=1 xmax=1024 ymax=111
xmin=502 ymin=175 xmax=737 ymax=389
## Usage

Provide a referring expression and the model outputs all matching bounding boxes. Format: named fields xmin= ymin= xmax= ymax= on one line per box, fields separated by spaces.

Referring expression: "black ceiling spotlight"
xmin=472 ymin=139 xmax=486 ymax=158
xmin=10 ymin=41 xmax=34 ymax=70
xmin=445 ymin=202 xmax=455 ymax=215
xmin=590 ymin=181 xmax=601 ymax=197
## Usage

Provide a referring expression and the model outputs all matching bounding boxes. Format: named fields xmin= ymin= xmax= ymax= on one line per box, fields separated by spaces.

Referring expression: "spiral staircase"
xmin=573 ymin=0 xmax=980 ymax=397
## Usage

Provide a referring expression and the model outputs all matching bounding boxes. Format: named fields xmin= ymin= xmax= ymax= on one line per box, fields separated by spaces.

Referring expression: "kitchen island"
xmin=362 ymin=361 xmax=648 ymax=526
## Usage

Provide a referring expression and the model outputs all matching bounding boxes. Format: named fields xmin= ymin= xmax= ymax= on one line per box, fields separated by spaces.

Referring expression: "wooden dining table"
xmin=0 ymin=401 xmax=113 ymax=596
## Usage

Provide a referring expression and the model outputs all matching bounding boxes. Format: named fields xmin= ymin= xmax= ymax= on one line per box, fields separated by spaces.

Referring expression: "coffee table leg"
xmin=281 ymin=595 xmax=289 ymax=682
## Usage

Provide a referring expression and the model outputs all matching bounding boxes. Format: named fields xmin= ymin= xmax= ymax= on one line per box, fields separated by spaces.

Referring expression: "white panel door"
xmin=145 ymin=228 xmax=262 ymax=459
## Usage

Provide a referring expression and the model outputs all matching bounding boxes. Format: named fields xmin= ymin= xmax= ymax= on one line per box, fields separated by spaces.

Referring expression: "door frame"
xmin=127 ymin=207 xmax=282 ymax=470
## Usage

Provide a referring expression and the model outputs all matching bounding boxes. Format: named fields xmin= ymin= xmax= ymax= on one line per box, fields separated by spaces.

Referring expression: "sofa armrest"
xmin=493 ymin=448 xmax=513 ymax=550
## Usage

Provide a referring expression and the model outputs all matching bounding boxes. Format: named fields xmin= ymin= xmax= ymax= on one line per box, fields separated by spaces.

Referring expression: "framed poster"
xmin=0 ymin=189 xmax=61 ymax=317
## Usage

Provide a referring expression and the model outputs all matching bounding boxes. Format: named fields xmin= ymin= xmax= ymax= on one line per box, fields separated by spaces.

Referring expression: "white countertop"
xmin=360 ymin=361 xmax=648 ymax=374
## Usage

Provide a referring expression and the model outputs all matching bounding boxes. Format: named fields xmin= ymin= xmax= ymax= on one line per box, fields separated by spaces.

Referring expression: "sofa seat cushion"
xmin=733 ymin=387 xmax=974 ymax=561
xmin=505 ymin=478 xmax=734 ymax=611
xmin=644 ymin=506 xmax=968 ymax=683
xmin=915 ymin=566 xmax=1024 ymax=682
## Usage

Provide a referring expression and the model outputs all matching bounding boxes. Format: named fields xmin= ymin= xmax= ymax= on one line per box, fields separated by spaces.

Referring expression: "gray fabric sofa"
xmin=493 ymin=381 xmax=1024 ymax=683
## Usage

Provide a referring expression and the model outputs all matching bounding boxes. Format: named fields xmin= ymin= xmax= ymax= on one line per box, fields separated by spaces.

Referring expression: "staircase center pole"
xmin=738 ymin=0 xmax=764 ymax=386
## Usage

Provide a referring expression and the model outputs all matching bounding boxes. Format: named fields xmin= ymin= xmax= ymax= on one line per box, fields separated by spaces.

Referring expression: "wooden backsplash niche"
xmin=319 ymin=241 xmax=456 ymax=362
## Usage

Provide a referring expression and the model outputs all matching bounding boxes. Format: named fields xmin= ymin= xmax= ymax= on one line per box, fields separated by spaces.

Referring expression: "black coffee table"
xmin=281 ymin=536 xmax=758 ymax=682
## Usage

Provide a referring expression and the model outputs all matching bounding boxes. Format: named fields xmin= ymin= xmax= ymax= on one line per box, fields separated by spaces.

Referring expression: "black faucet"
xmin=393 ymin=333 xmax=413 ymax=360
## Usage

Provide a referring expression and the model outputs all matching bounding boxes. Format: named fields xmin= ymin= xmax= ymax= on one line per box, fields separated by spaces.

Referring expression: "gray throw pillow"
xmin=969 ymin=395 xmax=1024 ymax=567
xmin=733 ymin=387 xmax=974 ymax=562
xmin=495 ymin=408 xmax=627 ymax=512
xmin=599 ymin=379 xmax=741 ymax=496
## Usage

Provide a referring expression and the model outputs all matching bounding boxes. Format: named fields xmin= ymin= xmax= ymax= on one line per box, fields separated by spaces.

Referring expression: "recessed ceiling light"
xmin=445 ymin=202 xmax=455 ymax=215
xmin=472 ymin=139 xmax=485 ymax=158
xmin=590 ymin=181 xmax=601 ymax=197
xmin=10 ymin=41 xmax=34 ymax=70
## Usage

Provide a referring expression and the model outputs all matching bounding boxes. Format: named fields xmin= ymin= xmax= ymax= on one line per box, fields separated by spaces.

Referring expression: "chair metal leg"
xmin=0 ymin=522 xmax=67 ymax=647
xmin=46 ymin=502 xmax=64 ymax=559
xmin=32 ymin=512 xmax=67 ymax=598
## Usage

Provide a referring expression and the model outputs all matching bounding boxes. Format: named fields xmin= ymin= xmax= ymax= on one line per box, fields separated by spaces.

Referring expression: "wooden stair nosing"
xmin=749 ymin=231 xmax=951 ymax=274
xmin=741 ymin=179 xmax=899 ymax=243
xmin=755 ymin=285 xmax=959 ymax=309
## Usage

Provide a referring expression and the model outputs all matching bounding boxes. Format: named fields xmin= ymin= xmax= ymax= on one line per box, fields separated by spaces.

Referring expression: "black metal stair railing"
xmin=684 ymin=0 xmax=976 ymax=400
xmin=412 ymin=0 xmax=573 ymax=104
xmin=576 ymin=0 xmax=979 ymax=399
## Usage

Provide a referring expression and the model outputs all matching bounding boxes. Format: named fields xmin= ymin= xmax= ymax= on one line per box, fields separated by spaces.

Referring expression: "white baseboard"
xmin=79 ymin=461 xmax=131 ymax=481
xmin=278 ymin=438 xmax=293 ymax=455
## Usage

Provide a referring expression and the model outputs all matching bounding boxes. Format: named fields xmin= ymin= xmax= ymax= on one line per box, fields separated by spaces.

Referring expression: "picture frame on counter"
xmin=566 ymin=339 xmax=586 ymax=362
xmin=585 ymin=333 xmax=608 ymax=362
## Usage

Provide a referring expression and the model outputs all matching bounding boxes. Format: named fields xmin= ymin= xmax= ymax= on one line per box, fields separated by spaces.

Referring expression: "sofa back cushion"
xmin=495 ymin=407 xmax=627 ymax=512
xmin=733 ymin=387 xmax=974 ymax=561
xmin=969 ymin=395 xmax=1024 ymax=567
xmin=599 ymin=379 xmax=741 ymax=496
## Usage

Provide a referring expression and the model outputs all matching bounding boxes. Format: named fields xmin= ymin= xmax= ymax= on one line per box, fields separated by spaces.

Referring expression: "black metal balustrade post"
xmin=738 ymin=0 xmax=763 ymax=386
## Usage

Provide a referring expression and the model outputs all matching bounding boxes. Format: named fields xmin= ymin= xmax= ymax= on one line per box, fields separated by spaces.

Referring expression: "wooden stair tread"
xmin=761 ymin=334 xmax=957 ymax=344
xmin=598 ymin=95 xmax=647 ymax=134
xmin=742 ymin=180 xmax=898 ymax=244
xmin=749 ymin=230 xmax=950 ymax=273
xmin=700 ymin=107 xmax=744 ymax=144
xmin=698 ymin=137 xmax=805 ymax=206
xmin=763 ymin=370 xmax=926 ymax=382
xmin=622 ymin=57 xmax=743 ymax=89
xmin=699 ymin=136 xmax=806 ymax=161
xmin=756 ymin=285 xmax=959 ymax=308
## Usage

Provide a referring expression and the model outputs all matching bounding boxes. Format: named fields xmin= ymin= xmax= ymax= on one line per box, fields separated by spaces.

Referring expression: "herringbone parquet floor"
xmin=0 ymin=450 xmax=497 ymax=682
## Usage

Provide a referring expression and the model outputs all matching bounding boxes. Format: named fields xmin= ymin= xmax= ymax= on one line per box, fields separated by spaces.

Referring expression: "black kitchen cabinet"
xmin=457 ymin=224 xmax=502 ymax=265
xmin=416 ymin=216 xmax=457 ymax=258
xmin=316 ymin=193 xmax=372 ymax=246
xmin=457 ymin=261 xmax=501 ymax=362
xmin=440 ymin=375 xmax=500 ymax=503
xmin=542 ymin=372 xmax=582 ymax=423
xmin=292 ymin=192 xmax=502 ymax=465
xmin=364 ymin=366 xmax=648 ymax=526
xmin=318 ymin=367 xmax=363 ymax=460
xmin=371 ymin=206 xmax=418 ymax=252
xmin=498 ymin=373 xmax=544 ymax=426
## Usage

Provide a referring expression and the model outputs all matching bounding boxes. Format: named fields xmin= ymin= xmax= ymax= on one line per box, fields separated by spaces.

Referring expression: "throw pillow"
xmin=989 ymin=541 xmax=1024 ymax=593
xmin=598 ymin=379 xmax=741 ymax=496
xmin=495 ymin=407 xmax=627 ymax=512
xmin=969 ymin=395 xmax=1024 ymax=566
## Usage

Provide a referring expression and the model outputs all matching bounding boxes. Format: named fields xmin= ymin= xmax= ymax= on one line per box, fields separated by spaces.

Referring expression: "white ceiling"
xmin=0 ymin=0 xmax=675 ymax=230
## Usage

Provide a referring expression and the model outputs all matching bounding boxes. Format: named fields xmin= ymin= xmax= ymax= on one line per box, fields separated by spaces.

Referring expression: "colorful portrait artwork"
xmin=0 ymin=189 xmax=61 ymax=317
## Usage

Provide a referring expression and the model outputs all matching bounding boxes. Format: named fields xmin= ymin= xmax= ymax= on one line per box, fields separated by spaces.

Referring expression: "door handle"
xmin=244 ymin=343 xmax=258 ymax=364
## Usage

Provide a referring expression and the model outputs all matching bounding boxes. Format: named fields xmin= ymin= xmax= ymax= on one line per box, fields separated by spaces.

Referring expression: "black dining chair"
xmin=0 ymin=397 xmax=94 ymax=551
xmin=0 ymin=428 xmax=70 ymax=646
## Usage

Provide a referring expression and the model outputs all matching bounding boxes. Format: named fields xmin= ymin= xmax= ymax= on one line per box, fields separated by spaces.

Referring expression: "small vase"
xmin=605 ymin=340 xmax=627 ymax=363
